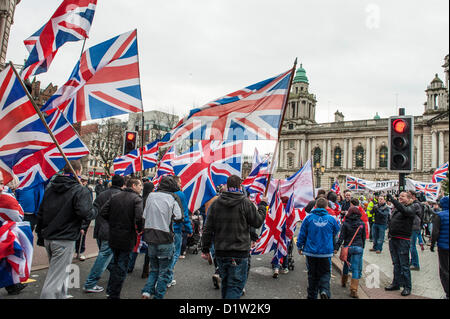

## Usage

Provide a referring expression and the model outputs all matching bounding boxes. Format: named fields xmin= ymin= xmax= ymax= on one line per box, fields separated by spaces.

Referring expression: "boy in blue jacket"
xmin=297 ymin=197 xmax=340 ymax=299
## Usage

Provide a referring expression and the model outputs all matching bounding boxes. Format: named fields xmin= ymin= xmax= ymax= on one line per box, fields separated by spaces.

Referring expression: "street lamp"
xmin=314 ymin=162 xmax=325 ymax=188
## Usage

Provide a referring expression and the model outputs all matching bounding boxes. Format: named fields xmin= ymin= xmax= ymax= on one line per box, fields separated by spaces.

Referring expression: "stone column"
xmin=431 ymin=131 xmax=437 ymax=168
xmin=279 ymin=140 xmax=284 ymax=169
xmin=295 ymin=140 xmax=300 ymax=167
xmin=365 ymin=137 xmax=371 ymax=169
xmin=439 ymin=131 xmax=444 ymax=166
xmin=322 ymin=140 xmax=327 ymax=167
xmin=343 ymin=139 xmax=347 ymax=169
xmin=348 ymin=139 xmax=353 ymax=169
xmin=327 ymin=139 xmax=332 ymax=169
xmin=307 ymin=140 xmax=312 ymax=163
xmin=371 ymin=137 xmax=376 ymax=169
xmin=300 ymin=139 xmax=305 ymax=166
xmin=416 ymin=135 xmax=422 ymax=171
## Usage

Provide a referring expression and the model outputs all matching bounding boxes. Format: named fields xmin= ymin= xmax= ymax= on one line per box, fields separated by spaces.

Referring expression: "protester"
xmin=15 ymin=183 xmax=44 ymax=233
xmin=141 ymin=176 xmax=182 ymax=299
xmin=385 ymin=191 xmax=421 ymax=297
xmin=341 ymin=190 xmax=352 ymax=219
xmin=335 ymin=206 xmax=366 ymax=298
xmin=36 ymin=160 xmax=97 ymax=299
xmin=128 ymin=181 xmax=154 ymax=278
xmin=166 ymin=176 xmax=193 ymax=288
xmin=201 ymin=175 xmax=267 ymax=299
xmin=430 ymin=196 xmax=449 ymax=299
xmin=75 ymin=175 xmax=93 ymax=262
xmin=409 ymin=190 xmax=425 ymax=271
xmin=366 ymin=193 xmax=378 ymax=241
xmin=95 ymin=179 xmax=106 ymax=197
xmin=101 ymin=178 xmax=144 ymax=299
xmin=297 ymin=197 xmax=340 ymax=299
xmin=370 ymin=195 xmax=391 ymax=253
xmin=83 ymin=175 xmax=125 ymax=293
xmin=272 ymin=196 xmax=292 ymax=278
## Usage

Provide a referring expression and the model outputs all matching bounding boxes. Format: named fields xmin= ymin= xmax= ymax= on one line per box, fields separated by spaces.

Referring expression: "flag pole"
xmin=264 ymin=58 xmax=297 ymax=197
xmin=9 ymin=61 xmax=83 ymax=186
xmin=135 ymin=29 xmax=145 ymax=178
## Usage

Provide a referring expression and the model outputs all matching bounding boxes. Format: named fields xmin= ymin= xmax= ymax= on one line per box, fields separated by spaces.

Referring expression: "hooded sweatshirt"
xmin=36 ymin=175 xmax=97 ymax=241
xmin=201 ymin=191 xmax=267 ymax=258
xmin=431 ymin=196 xmax=449 ymax=250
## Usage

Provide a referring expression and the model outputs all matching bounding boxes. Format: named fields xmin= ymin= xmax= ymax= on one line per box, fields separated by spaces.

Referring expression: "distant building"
xmin=0 ymin=0 xmax=20 ymax=70
xmin=277 ymin=56 xmax=449 ymax=190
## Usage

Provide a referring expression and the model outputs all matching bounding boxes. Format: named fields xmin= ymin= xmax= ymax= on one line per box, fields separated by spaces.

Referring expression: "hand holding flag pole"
xmin=264 ymin=58 xmax=297 ymax=197
xmin=9 ymin=61 xmax=83 ymax=186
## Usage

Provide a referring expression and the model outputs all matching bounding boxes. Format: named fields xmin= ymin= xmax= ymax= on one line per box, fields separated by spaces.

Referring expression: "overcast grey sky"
xmin=7 ymin=0 xmax=449 ymax=127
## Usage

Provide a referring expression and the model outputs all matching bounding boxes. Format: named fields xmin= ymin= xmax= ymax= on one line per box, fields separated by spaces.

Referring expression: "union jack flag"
xmin=242 ymin=158 xmax=269 ymax=194
xmin=152 ymin=146 xmax=175 ymax=188
xmin=0 ymin=65 xmax=89 ymax=190
xmin=42 ymin=29 xmax=143 ymax=123
xmin=252 ymin=187 xmax=286 ymax=255
xmin=0 ymin=192 xmax=24 ymax=224
xmin=113 ymin=140 xmax=159 ymax=176
xmin=413 ymin=182 xmax=440 ymax=202
xmin=0 ymin=221 xmax=34 ymax=288
xmin=331 ymin=178 xmax=341 ymax=195
xmin=346 ymin=175 xmax=367 ymax=191
xmin=432 ymin=162 xmax=448 ymax=183
xmin=21 ymin=0 xmax=97 ymax=81
xmin=165 ymin=69 xmax=293 ymax=144
xmin=172 ymin=140 xmax=242 ymax=213
xmin=279 ymin=159 xmax=314 ymax=209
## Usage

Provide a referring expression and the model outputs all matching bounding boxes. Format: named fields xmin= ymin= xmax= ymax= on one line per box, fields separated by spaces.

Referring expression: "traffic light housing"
xmin=388 ymin=116 xmax=414 ymax=172
xmin=123 ymin=131 xmax=137 ymax=155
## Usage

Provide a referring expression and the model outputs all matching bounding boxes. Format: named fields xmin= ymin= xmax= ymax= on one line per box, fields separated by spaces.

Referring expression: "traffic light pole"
xmin=398 ymin=107 xmax=406 ymax=194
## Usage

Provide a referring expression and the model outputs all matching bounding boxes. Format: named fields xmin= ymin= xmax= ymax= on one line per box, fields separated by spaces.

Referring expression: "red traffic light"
xmin=392 ymin=119 xmax=407 ymax=134
xmin=126 ymin=132 xmax=136 ymax=141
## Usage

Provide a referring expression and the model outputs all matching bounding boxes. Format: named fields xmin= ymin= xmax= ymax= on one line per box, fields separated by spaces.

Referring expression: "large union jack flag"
xmin=164 ymin=69 xmax=293 ymax=144
xmin=412 ymin=181 xmax=440 ymax=202
xmin=42 ymin=29 xmax=143 ymax=123
xmin=172 ymin=140 xmax=242 ymax=213
xmin=252 ymin=187 xmax=286 ymax=255
xmin=346 ymin=175 xmax=367 ymax=191
xmin=113 ymin=140 xmax=159 ymax=176
xmin=432 ymin=162 xmax=448 ymax=183
xmin=152 ymin=146 xmax=175 ymax=188
xmin=331 ymin=178 xmax=341 ymax=195
xmin=242 ymin=158 xmax=269 ymax=194
xmin=21 ymin=0 xmax=97 ymax=81
xmin=0 ymin=65 xmax=89 ymax=190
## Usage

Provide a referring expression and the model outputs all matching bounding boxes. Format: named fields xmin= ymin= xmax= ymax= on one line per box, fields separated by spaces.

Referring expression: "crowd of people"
xmin=0 ymin=159 xmax=448 ymax=300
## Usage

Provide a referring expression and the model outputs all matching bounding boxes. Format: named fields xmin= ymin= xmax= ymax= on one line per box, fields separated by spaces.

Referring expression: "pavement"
xmin=28 ymin=226 xmax=446 ymax=300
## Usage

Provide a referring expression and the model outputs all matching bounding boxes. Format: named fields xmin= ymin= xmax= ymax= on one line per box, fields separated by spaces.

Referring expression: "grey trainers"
xmin=83 ymin=285 xmax=104 ymax=293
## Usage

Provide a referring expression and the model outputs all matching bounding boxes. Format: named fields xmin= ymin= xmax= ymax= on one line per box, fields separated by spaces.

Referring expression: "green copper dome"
xmin=374 ymin=112 xmax=381 ymax=120
xmin=293 ymin=64 xmax=309 ymax=84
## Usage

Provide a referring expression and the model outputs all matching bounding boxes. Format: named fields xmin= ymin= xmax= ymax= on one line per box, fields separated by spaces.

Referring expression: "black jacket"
xmin=335 ymin=212 xmax=366 ymax=250
xmin=101 ymin=188 xmax=144 ymax=251
xmin=93 ymin=186 xmax=122 ymax=241
xmin=36 ymin=175 xmax=97 ymax=241
xmin=388 ymin=198 xmax=420 ymax=239
xmin=373 ymin=203 xmax=391 ymax=226
xmin=95 ymin=183 xmax=106 ymax=196
xmin=201 ymin=191 xmax=267 ymax=258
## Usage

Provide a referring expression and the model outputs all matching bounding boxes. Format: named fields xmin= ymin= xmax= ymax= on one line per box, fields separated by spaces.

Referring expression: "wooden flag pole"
xmin=264 ymin=58 xmax=298 ymax=197
xmin=9 ymin=61 xmax=83 ymax=185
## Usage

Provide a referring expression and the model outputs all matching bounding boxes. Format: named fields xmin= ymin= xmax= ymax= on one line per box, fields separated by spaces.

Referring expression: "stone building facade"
xmin=277 ymin=56 xmax=449 ymax=190
xmin=0 ymin=0 xmax=19 ymax=69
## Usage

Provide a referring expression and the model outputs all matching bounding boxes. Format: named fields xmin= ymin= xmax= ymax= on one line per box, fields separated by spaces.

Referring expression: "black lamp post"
xmin=314 ymin=162 xmax=325 ymax=188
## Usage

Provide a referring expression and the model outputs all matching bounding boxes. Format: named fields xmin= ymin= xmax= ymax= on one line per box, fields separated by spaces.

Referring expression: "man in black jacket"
xmin=385 ymin=191 xmax=421 ymax=296
xmin=101 ymin=177 xmax=144 ymax=299
xmin=83 ymin=175 xmax=125 ymax=293
xmin=37 ymin=160 xmax=97 ymax=299
xmin=201 ymin=175 xmax=267 ymax=299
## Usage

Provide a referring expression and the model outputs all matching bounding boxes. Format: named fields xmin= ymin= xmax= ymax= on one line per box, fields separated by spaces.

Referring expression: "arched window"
xmin=355 ymin=146 xmax=364 ymax=168
xmin=313 ymin=147 xmax=322 ymax=166
xmin=379 ymin=146 xmax=388 ymax=168
xmin=334 ymin=146 xmax=342 ymax=167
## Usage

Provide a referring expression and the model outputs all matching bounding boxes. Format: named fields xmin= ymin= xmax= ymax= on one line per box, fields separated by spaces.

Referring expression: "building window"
xmin=355 ymin=146 xmax=364 ymax=168
xmin=287 ymin=152 xmax=294 ymax=168
xmin=288 ymin=123 xmax=294 ymax=130
xmin=334 ymin=146 xmax=342 ymax=167
xmin=379 ymin=146 xmax=388 ymax=168
xmin=289 ymin=140 xmax=295 ymax=149
xmin=313 ymin=147 xmax=322 ymax=166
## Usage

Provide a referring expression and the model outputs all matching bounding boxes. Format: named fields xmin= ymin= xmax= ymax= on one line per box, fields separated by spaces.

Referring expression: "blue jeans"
xmin=342 ymin=246 xmax=364 ymax=279
xmin=106 ymin=249 xmax=131 ymax=299
xmin=410 ymin=230 xmax=421 ymax=268
xmin=142 ymin=243 xmax=174 ymax=299
xmin=168 ymin=232 xmax=182 ymax=283
xmin=305 ymin=256 xmax=331 ymax=299
xmin=389 ymin=238 xmax=411 ymax=289
xmin=216 ymin=256 xmax=248 ymax=299
xmin=84 ymin=240 xmax=114 ymax=289
xmin=372 ymin=224 xmax=387 ymax=251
